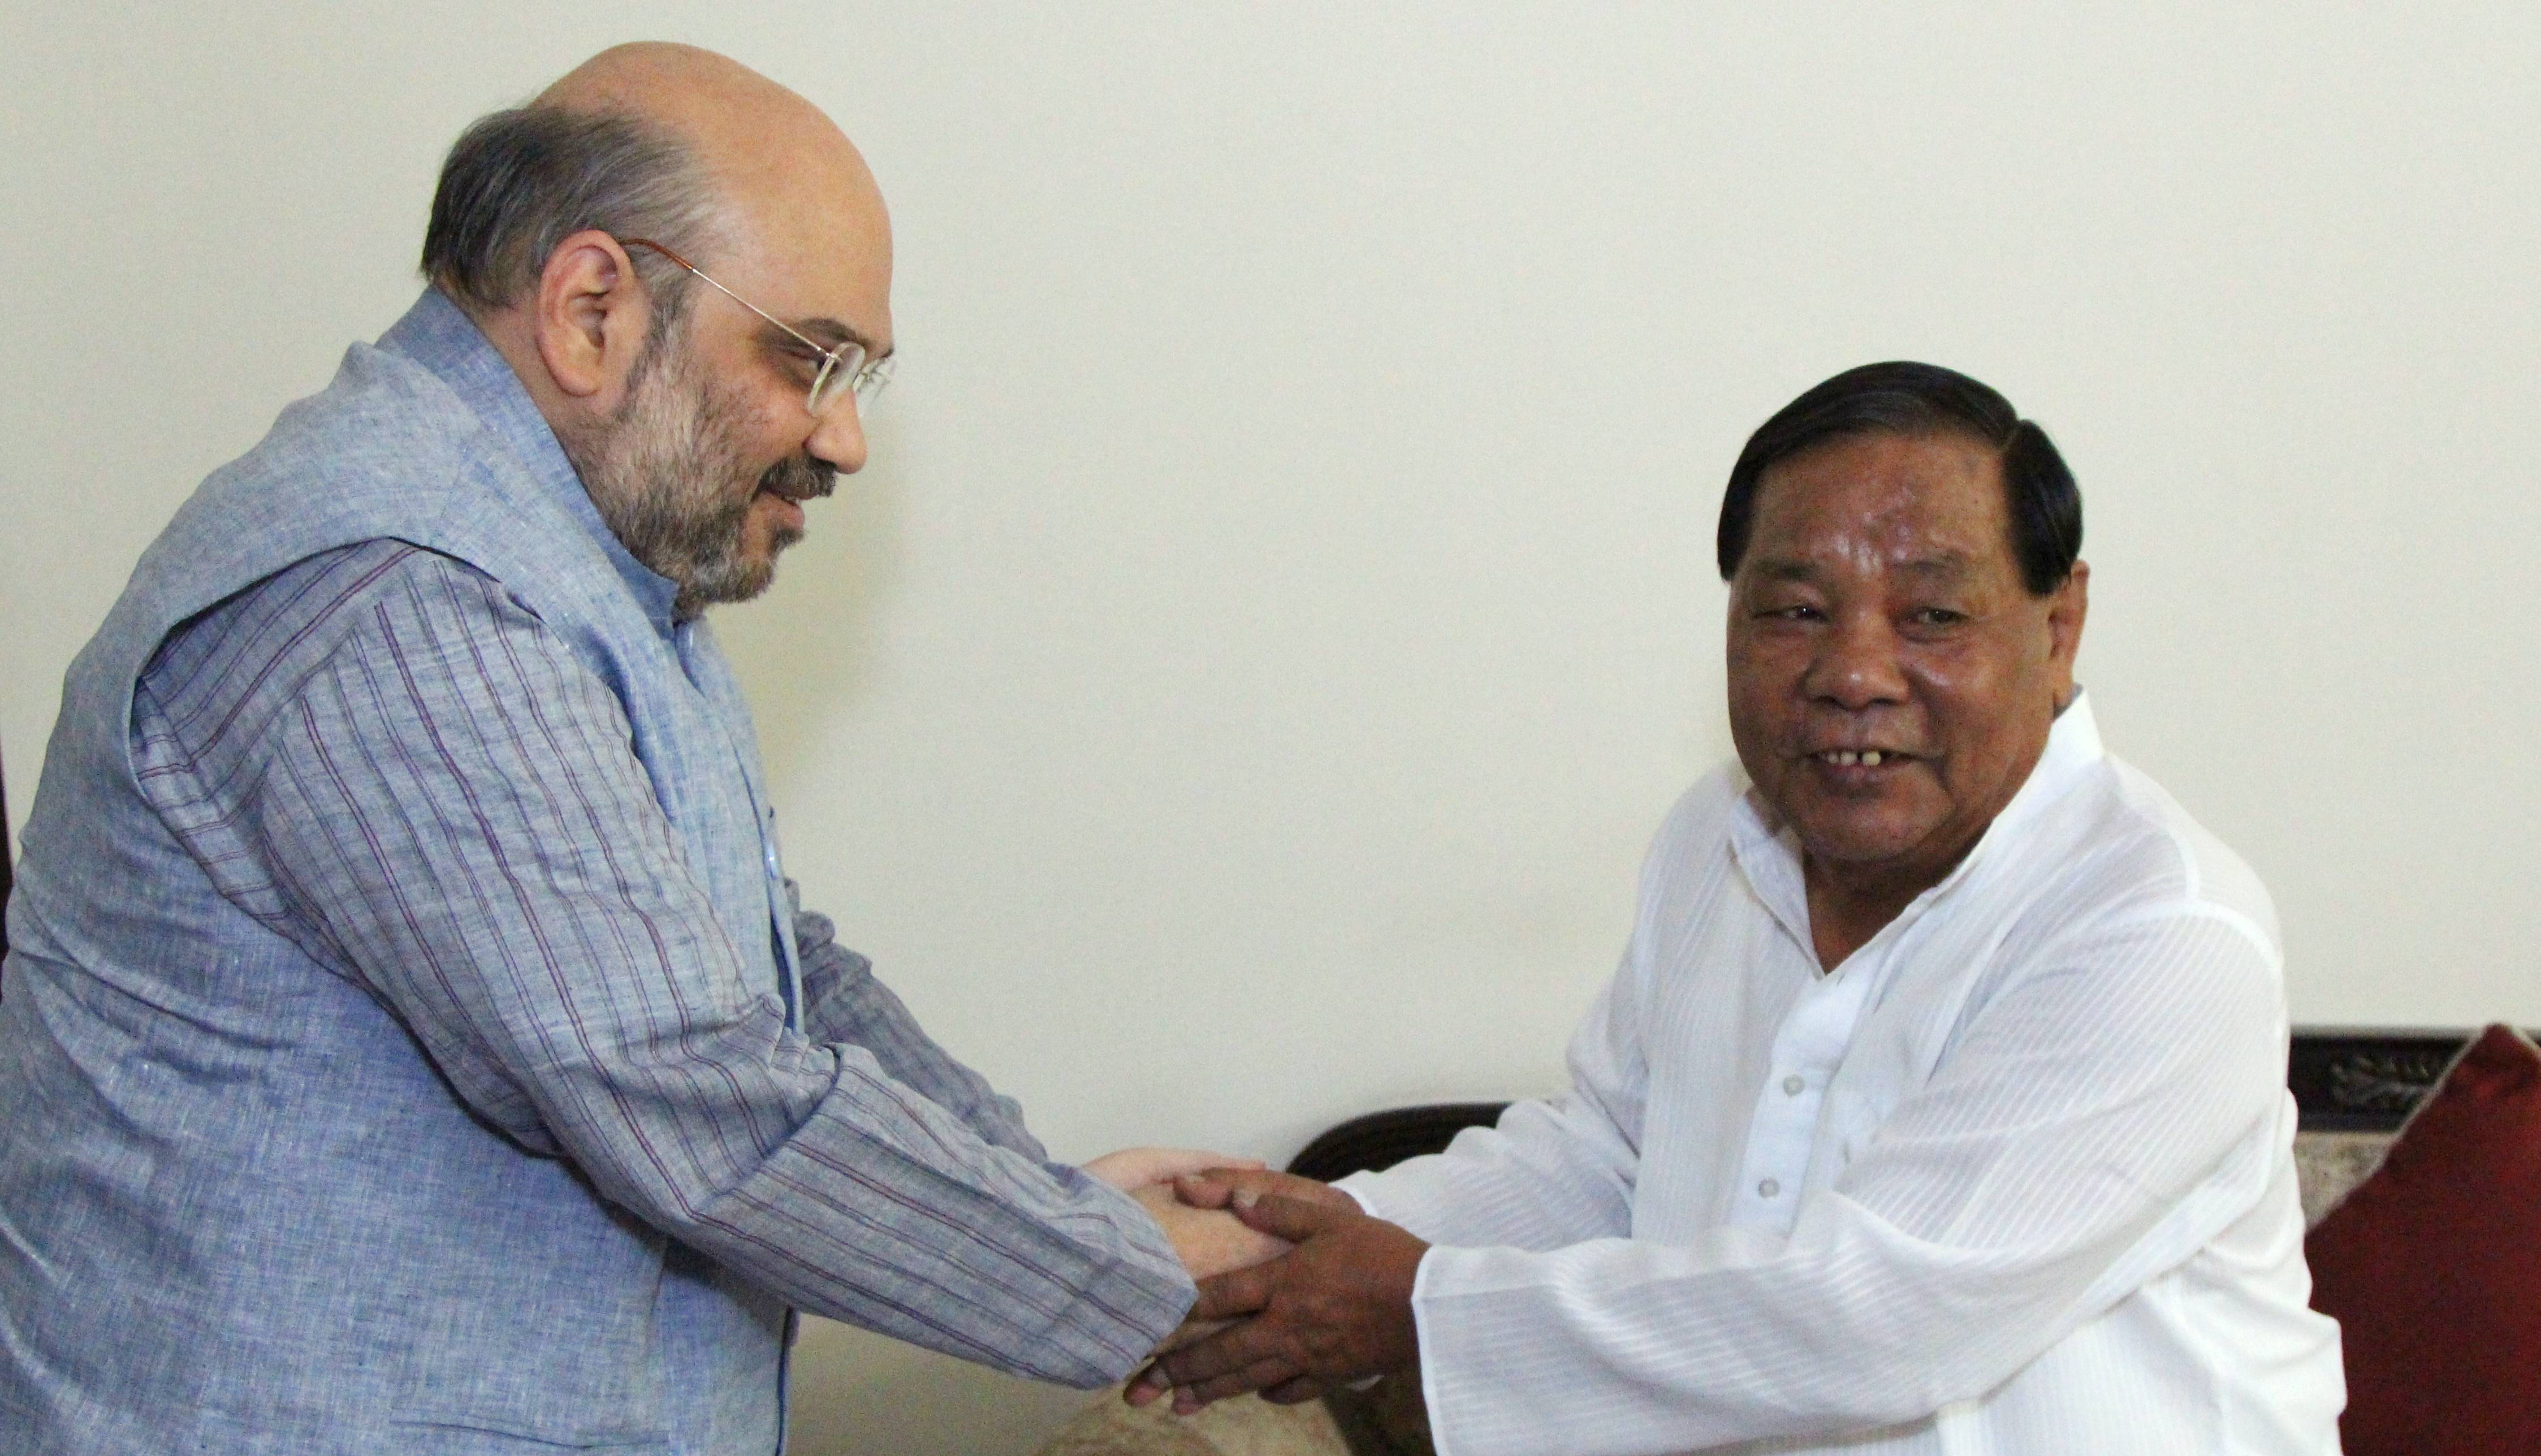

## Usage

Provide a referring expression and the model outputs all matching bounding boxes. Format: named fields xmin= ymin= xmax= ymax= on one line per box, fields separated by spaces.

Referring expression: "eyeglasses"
xmin=621 ymin=237 xmax=894 ymax=417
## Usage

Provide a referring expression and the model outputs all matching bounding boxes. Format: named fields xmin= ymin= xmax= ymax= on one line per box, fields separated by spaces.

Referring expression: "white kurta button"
xmin=1757 ymin=1178 xmax=1780 ymax=1198
xmin=1782 ymin=1075 xmax=1805 ymax=1095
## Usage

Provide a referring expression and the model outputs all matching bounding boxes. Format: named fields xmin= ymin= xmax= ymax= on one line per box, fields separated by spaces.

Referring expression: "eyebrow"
xmin=1748 ymin=558 xmax=1820 ymax=584
xmin=778 ymin=315 xmax=892 ymax=360
xmin=1894 ymin=552 xmax=1975 ymax=580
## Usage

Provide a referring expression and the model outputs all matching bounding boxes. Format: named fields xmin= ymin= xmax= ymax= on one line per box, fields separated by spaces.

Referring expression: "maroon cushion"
xmin=2305 ymin=1024 xmax=2541 ymax=1456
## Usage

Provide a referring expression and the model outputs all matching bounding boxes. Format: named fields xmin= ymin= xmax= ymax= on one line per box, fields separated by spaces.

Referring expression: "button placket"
xmin=1734 ymin=935 xmax=1892 ymax=1228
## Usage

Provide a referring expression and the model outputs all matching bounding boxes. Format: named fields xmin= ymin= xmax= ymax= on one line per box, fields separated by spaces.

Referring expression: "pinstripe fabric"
xmin=130 ymin=538 xmax=1176 ymax=1360
xmin=0 ymin=290 xmax=1190 ymax=1455
xmin=1342 ymin=698 xmax=2345 ymax=1456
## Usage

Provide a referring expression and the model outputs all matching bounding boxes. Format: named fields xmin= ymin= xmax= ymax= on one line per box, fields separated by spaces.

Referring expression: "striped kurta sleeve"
xmin=132 ymin=541 xmax=1194 ymax=1387
xmin=789 ymin=890 xmax=1045 ymax=1162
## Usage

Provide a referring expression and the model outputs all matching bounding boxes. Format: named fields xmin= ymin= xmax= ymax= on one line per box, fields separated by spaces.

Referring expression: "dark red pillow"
xmin=2306 ymin=1024 xmax=2541 ymax=1456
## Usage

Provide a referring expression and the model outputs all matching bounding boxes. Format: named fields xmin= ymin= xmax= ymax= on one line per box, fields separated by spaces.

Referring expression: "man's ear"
xmin=2047 ymin=559 xmax=2090 ymax=701
xmin=530 ymin=229 xmax=652 ymax=408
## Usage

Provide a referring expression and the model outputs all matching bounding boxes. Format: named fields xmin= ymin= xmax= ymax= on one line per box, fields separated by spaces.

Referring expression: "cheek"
xmin=738 ymin=418 xmax=792 ymax=474
xmin=706 ymin=382 xmax=801 ymax=480
xmin=1726 ymin=654 xmax=1807 ymax=786
xmin=1909 ymin=639 xmax=2036 ymax=727
xmin=753 ymin=398 xmax=803 ymax=452
xmin=1902 ymin=635 xmax=2010 ymax=701
xmin=1727 ymin=638 xmax=1808 ymax=713
xmin=1902 ymin=662 xmax=2038 ymax=802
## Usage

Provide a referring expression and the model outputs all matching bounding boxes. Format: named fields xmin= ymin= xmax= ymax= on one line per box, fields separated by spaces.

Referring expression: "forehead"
xmin=706 ymin=155 xmax=895 ymax=351
xmin=1742 ymin=430 xmax=2013 ymax=580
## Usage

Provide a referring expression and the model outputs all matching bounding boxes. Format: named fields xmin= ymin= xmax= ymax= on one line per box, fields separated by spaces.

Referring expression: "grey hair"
xmin=420 ymin=105 xmax=721 ymax=328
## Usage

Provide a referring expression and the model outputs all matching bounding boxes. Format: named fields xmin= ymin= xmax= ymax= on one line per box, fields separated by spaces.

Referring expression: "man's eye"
xmin=1755 ymin=604 xmax=1822 ymax=622
xmin=1909 ymin=607 xmax=1968 ymax=628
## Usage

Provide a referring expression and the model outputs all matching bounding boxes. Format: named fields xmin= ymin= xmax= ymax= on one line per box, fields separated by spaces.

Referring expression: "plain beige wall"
xmin=5 ymin=5 xmax=2538 ymax=1453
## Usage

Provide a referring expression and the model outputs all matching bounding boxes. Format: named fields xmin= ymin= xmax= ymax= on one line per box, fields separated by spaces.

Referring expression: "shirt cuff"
xmin=1330 ymin=1173 xmax=1381 ymax=1217
xmin=1407 ymin=1246 xmax=1470 ymax=1456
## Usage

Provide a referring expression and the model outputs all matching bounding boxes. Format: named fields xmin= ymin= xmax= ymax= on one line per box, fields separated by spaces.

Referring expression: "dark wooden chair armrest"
xmin=1288 ymin=1102 xmax=1509 ymax=1182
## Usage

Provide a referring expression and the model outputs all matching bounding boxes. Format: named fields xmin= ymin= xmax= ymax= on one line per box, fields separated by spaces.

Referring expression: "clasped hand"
xmin=1126 ymin=1168 xmax=1428 ymax=1413
xmin=1082 ymin=1147 xmax=1291 ymax=1286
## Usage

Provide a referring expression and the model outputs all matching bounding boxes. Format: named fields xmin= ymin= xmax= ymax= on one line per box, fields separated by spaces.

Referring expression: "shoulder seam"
xmin=146 ymin=541 xmax=511 ymax=779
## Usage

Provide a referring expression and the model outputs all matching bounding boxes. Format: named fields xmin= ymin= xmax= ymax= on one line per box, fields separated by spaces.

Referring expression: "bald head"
xmin=424 ymin=42 xmax=889 ymax=342
xmin=533 ymin=43 xmax=888 ymax=281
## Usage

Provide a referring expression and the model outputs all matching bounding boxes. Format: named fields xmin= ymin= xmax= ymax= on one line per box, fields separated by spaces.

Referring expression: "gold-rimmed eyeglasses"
xmin=621 ymin=237 xmax=894 ymax=417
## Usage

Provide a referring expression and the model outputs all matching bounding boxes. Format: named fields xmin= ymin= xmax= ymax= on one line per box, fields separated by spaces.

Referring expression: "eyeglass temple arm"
xmin=619 ymin=237 xmax=696 ymax=271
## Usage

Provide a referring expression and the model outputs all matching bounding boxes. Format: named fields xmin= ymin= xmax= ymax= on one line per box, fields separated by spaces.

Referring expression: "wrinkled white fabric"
xmin=1342 ymin=696 xmax=2344 ymax=1456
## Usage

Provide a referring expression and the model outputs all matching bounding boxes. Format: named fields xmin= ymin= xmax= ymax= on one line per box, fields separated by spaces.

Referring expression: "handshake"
xmin=1081 ymin=1148 xmax=1432 ymax=1414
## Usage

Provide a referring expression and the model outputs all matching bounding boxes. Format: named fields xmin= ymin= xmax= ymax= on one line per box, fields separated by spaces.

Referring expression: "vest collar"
xmin=379 ymin=289 xmax=683 ymax=634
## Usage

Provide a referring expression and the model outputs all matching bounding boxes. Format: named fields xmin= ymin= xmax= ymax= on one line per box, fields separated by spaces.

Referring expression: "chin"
xmin=1787 ymin=808 xmax=1936 ymax=870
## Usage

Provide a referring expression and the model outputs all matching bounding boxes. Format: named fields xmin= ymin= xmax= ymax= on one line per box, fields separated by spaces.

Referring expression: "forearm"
xmin=1342 ymin=1093 xmax=1638 ymax=1252
xmin=1349 ymin=955 xmax=1649 ymax=1250
xmin=794 ymin=905 xmax=1043 ymax=1160
xmin=569 ymin=1032 xmax=1197 ymax=1385
xmin=1411 ymin=1176 xmax=2222 ymax=1456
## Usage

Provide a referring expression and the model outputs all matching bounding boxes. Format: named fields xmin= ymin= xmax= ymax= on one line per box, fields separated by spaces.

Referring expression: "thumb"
xmin=1173 ymin=1173 xmax=1237 ymax=1209
xmin=1230 ymin=1189 xmax=1348 ymax=1242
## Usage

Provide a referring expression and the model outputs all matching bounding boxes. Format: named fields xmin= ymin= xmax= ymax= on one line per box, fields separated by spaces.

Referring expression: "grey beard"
xmin=565 ymin=338 xmax=835 ymax=620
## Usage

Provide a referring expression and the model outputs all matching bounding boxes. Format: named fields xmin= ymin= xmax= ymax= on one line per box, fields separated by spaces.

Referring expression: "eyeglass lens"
xmin=809 ymin=349 xmax=893 ymax=416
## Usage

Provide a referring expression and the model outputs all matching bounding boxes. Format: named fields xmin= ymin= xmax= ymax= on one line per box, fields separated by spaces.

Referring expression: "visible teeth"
xmin=1820 ymin=749 xmax=1894 ymax=767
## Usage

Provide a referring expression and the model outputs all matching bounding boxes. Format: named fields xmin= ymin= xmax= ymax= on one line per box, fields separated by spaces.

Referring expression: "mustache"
xmin=759 ymin=452 xmax=836 ymax=503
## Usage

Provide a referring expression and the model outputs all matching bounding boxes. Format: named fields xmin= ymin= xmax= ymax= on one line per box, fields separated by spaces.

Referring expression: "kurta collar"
xmin=1727 ymin=690 xmax=2108 ymax=951
xmin=378 ymin=288 xmax=684 ymax=634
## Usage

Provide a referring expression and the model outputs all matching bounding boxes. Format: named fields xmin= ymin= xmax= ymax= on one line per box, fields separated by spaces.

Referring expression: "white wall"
xmin=5 ymin=5 xmax=2536 ymax=1452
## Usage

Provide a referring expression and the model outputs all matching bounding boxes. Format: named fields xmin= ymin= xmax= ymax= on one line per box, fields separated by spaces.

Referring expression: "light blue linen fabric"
xmin=0 ymin=290 xmax=1191 ymax=1454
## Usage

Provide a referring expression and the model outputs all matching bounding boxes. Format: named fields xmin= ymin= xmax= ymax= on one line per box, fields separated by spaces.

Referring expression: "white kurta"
xmin=1340 ymin=695 xmax=2344 ymax=1456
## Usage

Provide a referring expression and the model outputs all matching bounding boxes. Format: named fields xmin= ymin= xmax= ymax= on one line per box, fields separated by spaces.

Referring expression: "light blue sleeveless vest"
xmin=1 ymin=292 xmax=806 ymax=1454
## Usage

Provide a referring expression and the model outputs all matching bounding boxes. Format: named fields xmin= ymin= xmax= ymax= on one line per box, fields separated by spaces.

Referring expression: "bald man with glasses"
xmin=0 ymin=44 xmax=1274 ymax=1456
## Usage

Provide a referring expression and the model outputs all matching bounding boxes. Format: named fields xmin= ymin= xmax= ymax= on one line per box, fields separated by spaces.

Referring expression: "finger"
xmin=1154 ymin=1316 xmax=1285 ymax=1388
xmin=1148 ymin=1148 xmax=1265 ymax=1180
xmin=1124 ymin=1363 xmax=1170 ymax=1407
xmin=1176 ymin=1166 xmax=1330 ymax=1209
xmin=1262 ymin=1374 xmax=1333 ymax=1406
xmin=1134 ymin=1148 xmax=1270 ymax=1189
xmin=1177 ymin=1356 xmax=1302 ymax=1411
xmin=1083 ymin=1147 xmax=1168 ymax=1191
xmin=1271 ymin=1173 xmax=1350 ymax=1210
xmin=1153 ymin=1315 xmax=1235 ymax=1356
xmin=1229 ymin=1190 xmax=1349 ymax=1242
xmin=1190 ymin=1261 xmax=1280 ymax=1322
xmin=1172 ymin=1172 xmax=1238 ymax=1209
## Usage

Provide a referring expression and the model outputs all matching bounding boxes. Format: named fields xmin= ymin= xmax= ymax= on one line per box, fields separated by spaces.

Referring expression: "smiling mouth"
xmin=1810 ymin=749 xmax=1916 ymax=768
xmin=758 ymin=455 xmax=836 ymax=505
xmin=760 ymin=478 xmax=829 ymax=505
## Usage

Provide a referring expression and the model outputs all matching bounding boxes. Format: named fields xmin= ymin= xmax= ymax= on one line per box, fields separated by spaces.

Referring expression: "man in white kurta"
xmin=1139 ymin=362 xmax=2345 ymax=1454
xmin=1327 ymin=690 xmax=2343 ymax=1453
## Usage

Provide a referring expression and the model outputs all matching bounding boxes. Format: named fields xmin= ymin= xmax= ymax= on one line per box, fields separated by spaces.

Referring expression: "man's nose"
xmin=806 ymin=400 xmax=868 ymax=476
xmin=1804 ymin=614 xmax=1909 ymax=709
